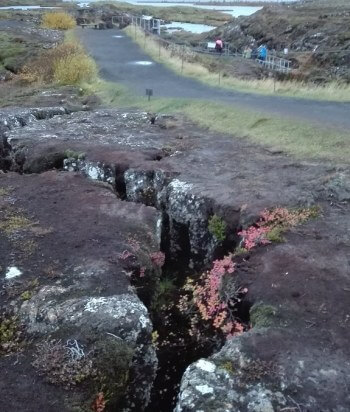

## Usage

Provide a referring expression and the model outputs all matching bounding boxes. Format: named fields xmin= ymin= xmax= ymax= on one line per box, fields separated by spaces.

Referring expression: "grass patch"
xmin=124 ymin=26 xmax=350 ymax=102
xmin=84 ymin=80 xmax=350 ymax=162
xmin=41 ymin=11 xmax=76 ymax=30
xmin=0 ymin=33 xmax=25 ymax=71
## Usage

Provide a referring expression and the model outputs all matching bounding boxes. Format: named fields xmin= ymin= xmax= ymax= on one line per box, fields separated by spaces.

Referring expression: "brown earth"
xmin=0 ymin=92 xmax=349 ymax=409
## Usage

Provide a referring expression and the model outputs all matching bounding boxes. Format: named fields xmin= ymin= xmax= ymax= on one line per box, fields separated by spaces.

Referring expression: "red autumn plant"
xmin=150 ymin=251 xmax=165 ymax=267
xmin=179 ymin=255 xmax=246 ymax=339
xmin=239 ymin=206 xmax=318 ymax=251
xmin=92 ymin=392 xmax=106 ymax=412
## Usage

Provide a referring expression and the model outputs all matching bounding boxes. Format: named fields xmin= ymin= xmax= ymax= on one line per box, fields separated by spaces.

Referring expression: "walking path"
xmin=78 ymin=28 xmax=350 ymax=131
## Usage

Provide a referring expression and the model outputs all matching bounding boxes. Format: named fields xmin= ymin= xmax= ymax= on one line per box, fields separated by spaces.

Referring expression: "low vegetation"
xmin=86 ymin=80 xmax=350 ymax=162
xmin=106 ymin=2 xmax=231 ymax=26
xmin=0 ymin=314 xmax=25 ymax=355
xmin=208 ymin=214 xmax=227 ymax=243
xmin=0 ymin=33 xmax=25 ymax=72
xmin=41 ymin=11 xmax=76 ymax=30
xmin=21 ymin=41 xmax=97 ymax=85
xmin=125 ymin=26 xmax=350 ymax=102
xmin=238 ymin=207 xmax=320 ymax=251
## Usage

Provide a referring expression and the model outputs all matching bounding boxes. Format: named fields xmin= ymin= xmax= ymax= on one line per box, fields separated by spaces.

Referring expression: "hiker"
xmin=258 ymin=44 xmax=267 ymax=61
xmin=215 ymin=38 xmax=223 ymax=53
xmin=243 ymin=45 xmax=252 ymax=59
xmin=251 ymin=47 xmax=258 ymax=60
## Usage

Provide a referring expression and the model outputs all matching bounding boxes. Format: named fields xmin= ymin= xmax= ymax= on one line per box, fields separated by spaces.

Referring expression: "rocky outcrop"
xmin=0 ymin=171 xmax=161 ymax=411
xmin=176 ymin=197 xmax=350 ymax=411
xmin=210 ymin=1 xmax=350 ymax=82
xmin=177 ymin=328 xmax=350 ymax=411
xmin=1 ymin=105 xmax=350 ymax=411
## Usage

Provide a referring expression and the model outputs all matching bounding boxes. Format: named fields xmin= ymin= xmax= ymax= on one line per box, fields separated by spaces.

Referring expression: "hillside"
xmin=210 ymin=0 xmax=350 ymax=83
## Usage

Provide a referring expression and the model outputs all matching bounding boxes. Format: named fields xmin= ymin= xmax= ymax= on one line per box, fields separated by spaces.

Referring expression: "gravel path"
xmin=78 ymin=27 xmax=350 ymax=130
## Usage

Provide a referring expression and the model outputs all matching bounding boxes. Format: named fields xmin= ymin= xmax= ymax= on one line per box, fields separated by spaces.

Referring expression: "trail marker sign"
xmin=146 ymin=88 xmax=153 ymax=101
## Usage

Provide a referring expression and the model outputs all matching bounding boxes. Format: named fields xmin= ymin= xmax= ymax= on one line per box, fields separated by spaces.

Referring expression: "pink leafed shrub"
xmin=179 ymin=255 xmax=246 ymax=338
xmin=139 ymin=267 xmax=146 ymax=278
xmin=150 ymin=251 xmax=166 ymax=268
xmin=238 ymin=206 xmax=318 ymax=251
xmin=118 ymin=250 xmax=134 ymax=260
xmin=238 ymin=226 xmax=271 ymax=251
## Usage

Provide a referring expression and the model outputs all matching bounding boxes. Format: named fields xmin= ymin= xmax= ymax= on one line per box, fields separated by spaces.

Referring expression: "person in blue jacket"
xmin=258 ymin=44 xmax=267 ymax=61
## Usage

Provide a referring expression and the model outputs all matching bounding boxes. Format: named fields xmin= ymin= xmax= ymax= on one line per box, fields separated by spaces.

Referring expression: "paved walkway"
xmin=78 ymin=27 xmax=350 ymax=131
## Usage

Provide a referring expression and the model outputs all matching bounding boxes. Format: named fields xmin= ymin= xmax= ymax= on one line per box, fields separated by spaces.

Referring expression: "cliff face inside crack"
xmin=1 ymin=106 xmax=350 ymax=411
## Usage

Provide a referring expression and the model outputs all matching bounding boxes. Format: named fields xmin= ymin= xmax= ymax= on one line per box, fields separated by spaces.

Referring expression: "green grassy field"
xmin=84 ymin=80 xmax=350 ymax=163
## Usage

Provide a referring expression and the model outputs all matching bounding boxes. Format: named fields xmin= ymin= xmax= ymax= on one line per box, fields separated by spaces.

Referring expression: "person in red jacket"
xmin=215 ymin=38 xmax=223 ymax=53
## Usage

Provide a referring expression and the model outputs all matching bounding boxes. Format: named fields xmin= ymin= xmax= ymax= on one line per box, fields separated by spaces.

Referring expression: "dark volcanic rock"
xmin=0 ymin=171 xmax=161 ymax=411
xmin=0 ymin=105 xmax=350 ymax=411
xmin=176 ymin=205 xmax=350 ymax=411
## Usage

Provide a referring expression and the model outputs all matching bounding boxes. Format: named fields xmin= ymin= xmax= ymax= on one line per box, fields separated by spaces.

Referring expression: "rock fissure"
xmin=1 ymin=106 xmax=349 ymax=411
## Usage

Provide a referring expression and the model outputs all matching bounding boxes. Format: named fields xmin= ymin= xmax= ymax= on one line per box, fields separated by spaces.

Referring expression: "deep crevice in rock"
xmin=0 ymin=125 xmax=248 ymax=410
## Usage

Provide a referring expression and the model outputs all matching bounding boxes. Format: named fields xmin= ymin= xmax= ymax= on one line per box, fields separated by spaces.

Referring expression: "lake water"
xmin=126 ymin=2 xmax=262 ymax=17
xmin=164 ymin=21 xmax=215 ymax=33
xmin=0 ymin=6 xmax=59 ymax=10
xmin=72 ymin=1 xmax=262 ymax=18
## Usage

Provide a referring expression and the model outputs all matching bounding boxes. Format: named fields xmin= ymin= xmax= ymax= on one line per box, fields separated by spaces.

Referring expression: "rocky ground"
xmin=209 ymin=0 xmax=350 ymax=82
xmin=0 ymin=89 xmax=349 ymax=410
xmin=0 ymin=6 xmax=349 ymax=412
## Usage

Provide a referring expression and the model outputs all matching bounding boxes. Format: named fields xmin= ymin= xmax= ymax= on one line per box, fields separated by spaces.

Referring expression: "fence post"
xmin=159 ymin=40 xmax=161 ymax=58
xmin=181 ymin=45 xmax=184 ymax=74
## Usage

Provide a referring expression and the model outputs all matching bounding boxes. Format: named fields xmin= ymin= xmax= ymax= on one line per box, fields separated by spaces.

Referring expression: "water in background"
xmin=163 ymin=21 xmax=215 ymax=33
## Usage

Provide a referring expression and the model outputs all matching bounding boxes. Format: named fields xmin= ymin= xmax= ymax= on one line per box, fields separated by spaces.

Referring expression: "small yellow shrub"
xmin=53 ymin=53 xmax=97 ymax=85
xmin=21 ymin=42 xmax=97 ymax=85
xmin=41 ymin=12 xmax=76 ymax=30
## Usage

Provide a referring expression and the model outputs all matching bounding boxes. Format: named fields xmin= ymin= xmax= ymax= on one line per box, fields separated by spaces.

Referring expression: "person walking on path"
xmin=215 ymin=38 xmax=223 ymax=53
xmin=258 ymin=44 xmax=267 ymax=61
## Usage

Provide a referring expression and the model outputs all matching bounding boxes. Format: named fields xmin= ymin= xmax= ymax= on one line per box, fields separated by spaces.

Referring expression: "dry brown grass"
xmin=41 ymin=12 xmax=76 ymax=30
xmin=125 ymin=26 xmax=350 ymax=102
xmin=21 ymin=42 xmax=97 ymax=85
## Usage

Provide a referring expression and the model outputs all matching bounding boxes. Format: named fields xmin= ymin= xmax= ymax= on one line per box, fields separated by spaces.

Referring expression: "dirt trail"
xmin=77 ymin=27 xmax=350 ymax=131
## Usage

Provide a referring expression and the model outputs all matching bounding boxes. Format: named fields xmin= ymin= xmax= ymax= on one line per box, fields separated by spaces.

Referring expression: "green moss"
xmin=151 ymin=276 xmax=177 ymax=311
xmin=304 ymin=205 xmax=321 ymax=219
xmin=266 ymin=225 xmax=285 ymax=243
xmin=0 ymin=188 xmax=9 ymax=197
xmin=20 ymin=290 xmax=33 ymax=301
xmin=219 ymin=361 xmax=235 ymax=374
xmin=250 ymin=302 xmax=277 ymax=328
xmin=208 ymin=214 xmax=227 ymax=243
xmin=93 ymin=338 xmax=134 ymax=407
xmin=64 ymin=149 xmax=86 ymax=160
xmin=0 ymin=314 xmax=25 ymax=355
xmin=234 ymin=246 xmax=248 ymax=256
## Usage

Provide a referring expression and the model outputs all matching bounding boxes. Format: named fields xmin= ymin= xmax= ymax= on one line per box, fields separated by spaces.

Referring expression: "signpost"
xmin=146 ymin=89 xmax=153 ymax=101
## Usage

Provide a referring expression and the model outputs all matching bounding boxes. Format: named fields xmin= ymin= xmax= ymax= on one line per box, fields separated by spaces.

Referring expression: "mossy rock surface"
xmin=250 ymin=302 xmax=277 ymax=328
